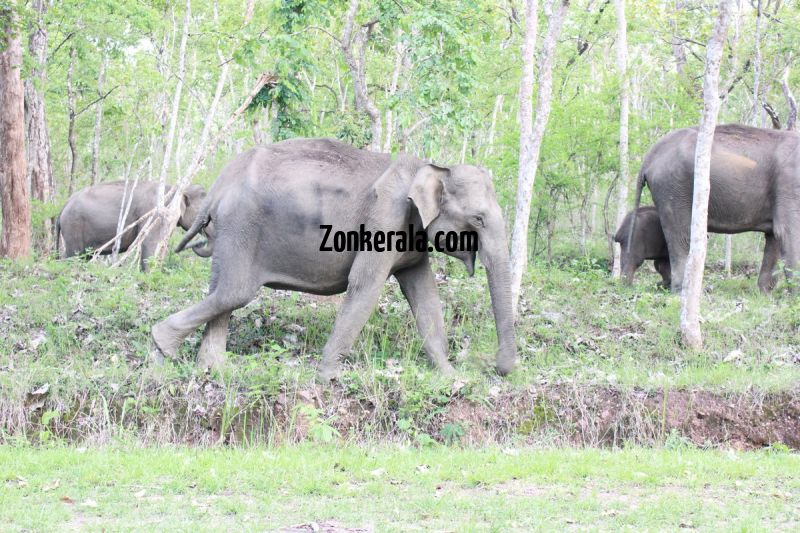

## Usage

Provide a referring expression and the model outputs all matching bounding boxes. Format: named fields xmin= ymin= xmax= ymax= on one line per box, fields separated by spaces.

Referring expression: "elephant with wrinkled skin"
xmin=57 ymin=181 xmax=207 ymax=271
xmin=152 ymin=138 xmax=517 ymax=380
xmin=615 ymin=206 xmax=781 ymax=292
xmin=631 ymin=124 xmax=799 ymax=293
xmin=614 ymin=207 xmax=672 ymax=287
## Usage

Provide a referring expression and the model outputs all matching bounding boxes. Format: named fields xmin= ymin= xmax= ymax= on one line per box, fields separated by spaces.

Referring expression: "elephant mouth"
xmin=464 ymin=250 xmax=476 ymax=277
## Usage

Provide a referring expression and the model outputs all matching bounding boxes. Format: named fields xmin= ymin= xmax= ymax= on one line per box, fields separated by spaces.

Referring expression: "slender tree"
xmin=91 ymin=52 xmax=108 ymax=185
xmin=341 ymin=0 xmax=382 ymax=151
xmin=782 ymin=65 xmax=797 ymax=131
xmin=0 ymin=0 xmax=31 ymax=259
xmin=25 ymin=0 xmax=53 ymax=207
xmin=510 ymin=0 xmax=569 ymax=312
xmin=611 ymin=0 xmax=630 ymax=279
xmin=680 ymin=0 xmax=734 ymax=349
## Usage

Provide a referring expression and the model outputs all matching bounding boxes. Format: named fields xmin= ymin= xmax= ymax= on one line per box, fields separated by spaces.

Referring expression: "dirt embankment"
xmin=9 ymin=380 xmax=800 ymax=450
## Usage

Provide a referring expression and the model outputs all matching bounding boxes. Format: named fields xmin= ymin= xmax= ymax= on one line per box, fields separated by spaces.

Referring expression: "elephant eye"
xmin=472 ymin=215 xmax=485 ymax=228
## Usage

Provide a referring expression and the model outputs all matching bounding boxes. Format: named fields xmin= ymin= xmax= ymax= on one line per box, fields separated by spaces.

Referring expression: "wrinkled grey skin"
xmin=57 ymin=181 xmax=206 ymax=270
xmin=152 ymin=138 xmax=517 ymax=379
xmin=631 ymin=124 xmax=799 ymax=292
xmin=617 ymin=206 xmax=781 ymax=292
xmin=614 ymin=207 xmax=672 ymax=287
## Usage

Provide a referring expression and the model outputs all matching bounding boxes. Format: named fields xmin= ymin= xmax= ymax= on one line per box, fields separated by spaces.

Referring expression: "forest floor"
xmin=2 ymin=250 xmax=799 ymax=530
xmin=1 ymin=249 xmax=798 ymax=448
xmin=2 ymin=445 xmax=799 ymax=531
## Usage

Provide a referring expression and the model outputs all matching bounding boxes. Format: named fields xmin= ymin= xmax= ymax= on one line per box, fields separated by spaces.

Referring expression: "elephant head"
xmin=408 ymin=164 xmax=517 ymax=375
xmin=178 ymin=184 xmax=206 ymax=230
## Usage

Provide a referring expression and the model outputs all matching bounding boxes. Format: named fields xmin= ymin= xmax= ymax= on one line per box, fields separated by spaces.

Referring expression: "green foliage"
xmin=295 ymin=404 xmax=341 ymax=444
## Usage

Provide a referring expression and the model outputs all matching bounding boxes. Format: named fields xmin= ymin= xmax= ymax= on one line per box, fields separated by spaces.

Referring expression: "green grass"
xmin=1 ymin=444 xmax=797 ymax=531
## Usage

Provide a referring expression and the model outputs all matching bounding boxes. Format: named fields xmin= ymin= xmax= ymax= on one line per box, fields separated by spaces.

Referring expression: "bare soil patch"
xmin=8 ymin=379 xmax=799 ymax=449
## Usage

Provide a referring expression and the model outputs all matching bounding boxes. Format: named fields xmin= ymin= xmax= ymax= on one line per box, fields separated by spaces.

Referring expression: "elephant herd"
xmin=56 ymin=123 xmax=799 ymax=380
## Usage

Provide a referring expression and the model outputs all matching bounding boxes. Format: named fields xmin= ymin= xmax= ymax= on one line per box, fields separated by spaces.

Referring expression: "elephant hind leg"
xmin=197 ymin=311 xmax=232 ymax=369
xmin=152 ymin=276 xmax=261 ymax=362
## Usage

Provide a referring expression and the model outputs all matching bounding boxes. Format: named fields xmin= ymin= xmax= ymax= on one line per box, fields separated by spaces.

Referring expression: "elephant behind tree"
xmin=615 ymin=206 xmax=780 ymax=292
xmin=57 ymin=181 xmax=206 ymax=270
xmin=152 ymin=138 xmax=517 ymax=380
xmin=614 ymin=206 xmax=671 ymax=287
xmin=631 ymin=124 xmax=798 ymax=292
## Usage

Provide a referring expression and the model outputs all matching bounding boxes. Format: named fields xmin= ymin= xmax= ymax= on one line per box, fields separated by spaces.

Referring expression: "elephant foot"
xmin=495 ymin=358 xmax=516 ymax=377
xmin=437 ymin=360 xmax=456 ymax=377
xmin=151 ymin=319 xmax=183 ymax=359
xmin=317 ymin=361 xmax=341 ymax=382
xmin=197 ymin=345 xmax=226 ymax=370
xmin=149 ymin=345 xmax=165 ymax=366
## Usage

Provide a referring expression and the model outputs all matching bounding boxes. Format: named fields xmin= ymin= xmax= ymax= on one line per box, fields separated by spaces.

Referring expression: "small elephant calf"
xmin=614 ymin=207 xmax=672 ymax=287
xmin=614 ymin=206 xmax=781 ymax=292
xmin=57 ymin=181 xmax=206 ymax=271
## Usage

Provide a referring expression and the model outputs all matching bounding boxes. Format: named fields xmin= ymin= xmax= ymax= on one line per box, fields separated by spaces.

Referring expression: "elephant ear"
xmin=408 ymin=164 xmax=448 ymax=229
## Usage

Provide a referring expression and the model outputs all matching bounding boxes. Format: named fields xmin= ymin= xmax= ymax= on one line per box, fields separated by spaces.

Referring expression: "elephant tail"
xmin=626 ymin=167 xmax=647 ymax=255
xmin=175 ymin=201 xmax=211 ymax=254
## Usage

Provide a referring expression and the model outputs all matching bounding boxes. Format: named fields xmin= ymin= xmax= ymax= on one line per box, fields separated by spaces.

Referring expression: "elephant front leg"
xmin=318 ymin=257 xmax=393 ymax=381
xmin=197 ymin=311 xmax=231 ymax=369
xmin=395 ymin=256 xmax=455 ymax=375
xmin=757 ymin=234 xmax=779 ymax=293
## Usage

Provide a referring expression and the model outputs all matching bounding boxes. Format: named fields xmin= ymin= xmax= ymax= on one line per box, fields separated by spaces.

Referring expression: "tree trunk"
xmin=510 ymin=0 xmax=569 ymax=312
xmin=91 ymin=52 xmax=108 ymax=185
xmin=66 ymin=47 xmax=78 ymax=195
xmin=0 ymin=0 xmax=31 ymax=260
xmin=25 ymin=0 xmax=53 ymax=206
xmin=341 ymin=0 xmax=382 ymax=151
xmin=24 ymin=0 xmax=54 ymax=253
xmin=383 ymin=31 xmax=404 ymax=153
xmin=724 ymin=234 xmax=733 ymax=274
xmin=156 ymin=0 xmax=190 ymax=206
xmin=680 ymin=0 xmax=733 ymax=350
xmin=751 ymin=0 xmax=763 ymax=124
xmin=671 ymin=1 xmax=687 ymax=76
xmin=611 ymin=0 xmax=630 ymax=279
xmin=783 ymin=65 xmax=797 ymax=131
xmin=486 ymin=94 xmax=504 ymax=157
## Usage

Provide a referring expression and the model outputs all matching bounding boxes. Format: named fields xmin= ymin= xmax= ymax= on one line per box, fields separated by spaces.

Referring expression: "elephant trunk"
xmin=479 ymin=232 xmax=517 ymax=376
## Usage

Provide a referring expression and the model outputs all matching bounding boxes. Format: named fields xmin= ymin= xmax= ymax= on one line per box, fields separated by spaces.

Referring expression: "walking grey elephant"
xmin=630 ymin=124 xmax=798 ymax=292
xmin=615 ymin=206 xmax=780 ymax=292
xmin=152 ymin=138 xmax=517 ymax=379
xmin=57 ymin=181 xmax=206 ymax=270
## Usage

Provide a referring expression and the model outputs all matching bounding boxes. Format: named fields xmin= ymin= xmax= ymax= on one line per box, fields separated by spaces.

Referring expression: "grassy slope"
xmin=1 ymin=250 xmax=798 ymax=444
xmin=1 ymin=445 xmax=798 ymax=531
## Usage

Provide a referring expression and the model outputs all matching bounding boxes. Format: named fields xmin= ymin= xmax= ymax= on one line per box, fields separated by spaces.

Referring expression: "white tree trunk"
xmin=510 ymin=0 xmax=569 ymax=312
xmin=751 ymin=0 xmax=763 ymax=123
xmin=156 ymin=0 xmax=191 ymax=206
xmin=724 ymin=234 xmax=733 ymax=274
xmin=680 ymin=0 xmax=733 ymax=350
xmin=611 ymin=0 xmax=630 ymax=279
xmin=66 ymin=47 xmax=78 ymax=195
xmin=782 ymin=65 xmax=797 ymax=131
xmin=486 ymin=93 xmax=504 ymax=157
xmin=91 ymin=53 xmax=108 ymax=185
